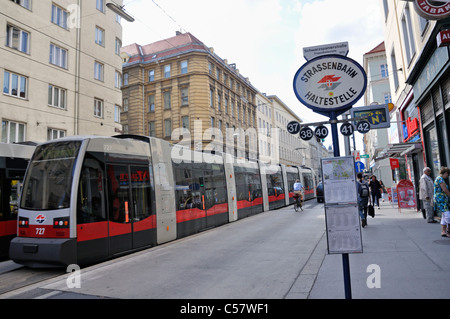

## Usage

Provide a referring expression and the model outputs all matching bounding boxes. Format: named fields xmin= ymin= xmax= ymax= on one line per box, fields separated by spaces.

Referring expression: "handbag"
xmin=368 ymin=204 xmax=375 ymax=218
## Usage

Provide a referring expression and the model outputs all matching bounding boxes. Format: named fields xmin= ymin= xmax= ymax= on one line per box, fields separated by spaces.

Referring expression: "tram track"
xmin=0 ymin=261 xmax=64 ymax=296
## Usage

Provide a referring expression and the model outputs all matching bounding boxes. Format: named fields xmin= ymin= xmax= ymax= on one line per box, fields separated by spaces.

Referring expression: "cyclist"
xmin=293 ymin=179 xmax=304 ymax=211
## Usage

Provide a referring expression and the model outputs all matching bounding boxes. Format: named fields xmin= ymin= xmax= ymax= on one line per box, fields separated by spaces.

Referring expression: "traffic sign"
xmin=350 ymin=104 xmax=390 ymax=129
xmin=314 ymin=125 xmax=329 ymax=139
xmin=355 ymin=161 xmax=365 ymax=173
xmin=356 ymin=120 xmax=371 ymax=134
xmin=287 ymin=121 xmax=301 ymax=134
xmin=299 ymin=127 xmax=314 ymax=141
xmin=340 ymin=122 xmax=354 ymax=136
xmin=360 ymin=154 xmax=369 ymax=159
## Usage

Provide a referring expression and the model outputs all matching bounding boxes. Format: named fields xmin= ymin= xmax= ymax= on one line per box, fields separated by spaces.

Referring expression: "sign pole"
xmin=330 ymin=110 xmax=352 ymax=299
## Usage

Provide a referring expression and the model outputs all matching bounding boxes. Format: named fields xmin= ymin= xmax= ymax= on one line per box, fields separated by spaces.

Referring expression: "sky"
xmin=120 ymin=0 xmax=385 ymax=153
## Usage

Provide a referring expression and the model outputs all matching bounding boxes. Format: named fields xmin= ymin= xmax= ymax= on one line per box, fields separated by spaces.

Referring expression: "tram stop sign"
xmin=293 ymin=54 xmax=367 ymax=117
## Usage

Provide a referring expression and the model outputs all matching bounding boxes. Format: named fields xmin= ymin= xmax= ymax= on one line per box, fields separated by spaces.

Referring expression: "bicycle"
xmin=293 ymin=193 xmax=303 ymax=212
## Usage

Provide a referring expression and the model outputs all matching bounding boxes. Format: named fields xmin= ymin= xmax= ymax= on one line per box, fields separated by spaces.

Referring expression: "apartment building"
xmin=120 ymin=32 xmax=259 ymax=160
xmin=1 ymin=0 xmax=123 ymax=143
xmin=380 ymin=0 xmax=450 ymax=188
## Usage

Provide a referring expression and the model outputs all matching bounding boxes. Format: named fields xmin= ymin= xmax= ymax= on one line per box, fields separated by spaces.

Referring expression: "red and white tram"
xmin=10 ymin=135 xmax=315 ymax=267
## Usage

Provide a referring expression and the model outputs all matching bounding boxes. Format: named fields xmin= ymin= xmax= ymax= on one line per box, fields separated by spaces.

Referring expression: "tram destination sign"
xmin=293 ymin=55 xmax=367 ymax=116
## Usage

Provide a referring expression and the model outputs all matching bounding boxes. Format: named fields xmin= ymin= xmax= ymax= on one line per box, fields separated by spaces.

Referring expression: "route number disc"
xmin=299 ymin=127 xmax=314 ymax=141
xmin=356 ymin=120 xmax=371 ymax=134
xmin=340 ymin=122 xmax=354 ymax=136
xmin=314 ymin=125 xmax=329 ymax=139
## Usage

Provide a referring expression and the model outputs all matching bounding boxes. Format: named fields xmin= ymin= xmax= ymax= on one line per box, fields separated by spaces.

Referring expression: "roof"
xmin=121 ymin=32 xmax=258 ymax=91
xmin=121 ymin=32 xmax=210 ymax=65
xmin=364 ymin=42 xmax=385 ymax=56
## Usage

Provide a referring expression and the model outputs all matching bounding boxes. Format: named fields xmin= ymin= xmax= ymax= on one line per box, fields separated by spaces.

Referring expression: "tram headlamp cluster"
xmin=53 ymin=217 xmax=69 ymax=228
xmin=19 ymin=217 xmax=29 ymax=227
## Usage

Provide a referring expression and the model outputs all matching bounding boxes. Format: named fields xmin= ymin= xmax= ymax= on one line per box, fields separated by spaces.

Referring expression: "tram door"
xmin=107 ymin=164 xmax=155 ymax=256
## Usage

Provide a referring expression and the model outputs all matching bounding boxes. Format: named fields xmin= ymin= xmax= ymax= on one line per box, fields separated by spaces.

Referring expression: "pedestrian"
xmin=434 ymin=167 xmax=450 ymax=237
xmin=369 ymin=175 xmax=382 ymax=209
xmin=357 ymin=172 xmax=370 ymax=227
xmin=419 ymin=167 xmax=437 ymax=223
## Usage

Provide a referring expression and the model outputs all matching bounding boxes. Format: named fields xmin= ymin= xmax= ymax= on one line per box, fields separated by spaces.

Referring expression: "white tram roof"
xmin=0 ymin=142 xmax=36 ymax=159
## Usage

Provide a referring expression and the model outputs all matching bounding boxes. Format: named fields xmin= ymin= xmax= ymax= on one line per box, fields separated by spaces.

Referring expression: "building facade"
xmin=380 ymin=0 xmax=450 ymax=194
xmin=121 ymin=32 xmax=262 ymax=160
xmin=1 ymin=0 xmax=124 ymax=143
xmin=363 ymin=42 xmax=395 ymax=187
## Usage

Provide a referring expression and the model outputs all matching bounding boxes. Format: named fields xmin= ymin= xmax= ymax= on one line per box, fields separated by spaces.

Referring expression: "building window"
xmin=49 ymin=43 xmax=67 ymax=68
xmin=94 ymin=98 xmax=103 ymax=118
xmin=123 ymin=73 xmax=129 ymax=85
xmin=181 ymin=87 xmax=188 ymax=106
xmin=115 ymin=70 xmax=122 ymax=88
xmin=96 ymin=0 xmax=104 ymax=12
xmin=123 ymin=98 xmax=128 ymax=111
xmin=181 ymin=60 xmax=188 ymax=74
xmin=47 ymin=128 xmax=65 ymax=140
xmin=149 ymin=121 xmax=155 ymax=137
xmin=148 ymin=94 xmax=155 ymax=112
xmin=94 ymin=61 xmax=104 ymax=81
xmin=211 ymin=117 xmax=215 ymax=128
xmin=2 ymin=120 xmax=25 ymax=143
xmin=218 ymin=93 xmax=222 ymax=112
xmin=51 ymin=4 xmax=68 ymax=29
xmin=181 ymin=116 xmax=189 ymax=130
xmin=114 ymin=105 xmax=121 ymax=123
xmin=210 ymin=89 xmax=214 ymax=108
xmin=95 ymin=26 xmax=105 ymax=46
xmin=402 ymin=4 xmax=416 ymax=64
xmin=6 ymin=24 xmax=29 ymax=53
xmin=164 ymin=119 xmax=171 ymax=138
xmin=3 ymin=70 xmax=27 ymax=99
xmin=164 ymin=64 xmax=171 ymax=78
xmin=48 ymin=84 xmax=66 ymax=109
xmin=115 ymin=38 xmax=122 ymax=55
xmin=123 ymin=124 xmax=128 ymax=134
xmin=148 ymin=70 xmax=154 ymax=82
xmin=383 ymin=92 xmax=392 ymax=104
xmin=390 ymin=48 xmax=399 ymax=91
xmin=164 ymin=91 xmax=171 ymax=109
xmin=11 ymin=0 xmax=31 ymax=10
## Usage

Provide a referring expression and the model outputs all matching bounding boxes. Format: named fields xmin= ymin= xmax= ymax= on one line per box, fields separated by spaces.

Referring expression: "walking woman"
xmin=434 ymin=167 xmax=450 ymax=237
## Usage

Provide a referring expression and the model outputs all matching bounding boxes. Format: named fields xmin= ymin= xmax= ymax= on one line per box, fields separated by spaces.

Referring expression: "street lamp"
xmin=106 ymin=2 xmax=135 ymax=22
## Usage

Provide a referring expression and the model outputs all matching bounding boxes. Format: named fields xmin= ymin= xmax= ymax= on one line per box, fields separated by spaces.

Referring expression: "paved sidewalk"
xmin=309 ymin=200 xmax=450 ymax=299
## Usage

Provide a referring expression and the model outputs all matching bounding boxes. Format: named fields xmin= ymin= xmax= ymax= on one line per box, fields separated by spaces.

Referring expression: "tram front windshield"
xmin=21 ymin=141 xmax=81 ymax=210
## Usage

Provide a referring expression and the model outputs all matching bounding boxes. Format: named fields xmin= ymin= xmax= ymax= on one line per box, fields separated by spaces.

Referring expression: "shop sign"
xmin=390 ymin=158 xmax=400 ymax=169
xmin=402 ymin=117 xmax=419 ymax=142
xmin=437 ymin=30 xmax=450 ymax=47
xmin=413 ymin=0 xmax=450 ymax=20
xmin=293 ymin=55 xmax=367 ymax=115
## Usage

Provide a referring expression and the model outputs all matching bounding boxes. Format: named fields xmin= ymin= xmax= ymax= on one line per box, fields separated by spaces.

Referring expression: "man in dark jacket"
xmin=369 ymin=175 xmax=382 ymax=209
xmin=357 ymin=173 xmax=370 ymax=227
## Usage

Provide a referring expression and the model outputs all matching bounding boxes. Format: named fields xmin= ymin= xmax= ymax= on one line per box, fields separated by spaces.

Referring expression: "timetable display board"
xmin=321 ymin=156 xmax=363 ymax=254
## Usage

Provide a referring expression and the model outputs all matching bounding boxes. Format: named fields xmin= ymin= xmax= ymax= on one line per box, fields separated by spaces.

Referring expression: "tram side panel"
xmin=171 ymin=148 xmax=229 ymax=239
xmin=233 ymin=161 xmax=263 ymax=219
xmin=150 ymin=138 xmax=177 ymax=245
xmin=286 ymin=166 xmax=301 ymax=205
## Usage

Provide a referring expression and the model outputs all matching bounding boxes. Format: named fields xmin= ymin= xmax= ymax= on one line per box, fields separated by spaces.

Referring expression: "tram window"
xmin=21 ymin=141 xmax=80 ymax=210
xmin=77 ymin=157 xmax=106 ymax=224
xmin=130 ymin=166 xmax=152 ymax=221
xmin=173 ymin=164 xmax=197 ymax=210
xmin=107 ymin=165 xmax=131 ymax=223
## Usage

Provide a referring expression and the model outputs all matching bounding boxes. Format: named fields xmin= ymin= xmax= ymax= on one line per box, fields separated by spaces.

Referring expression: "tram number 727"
xmin=36 ymin=228 xmax=45 ymax=235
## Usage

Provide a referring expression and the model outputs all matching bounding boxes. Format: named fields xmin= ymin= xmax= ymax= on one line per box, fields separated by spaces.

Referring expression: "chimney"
xmin=176 ymin=31 xmax=182 ymax=36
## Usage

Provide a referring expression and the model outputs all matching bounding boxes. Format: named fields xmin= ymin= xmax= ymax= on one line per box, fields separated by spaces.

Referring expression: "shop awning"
xmin=374 ymin=142 xmax=422 ymax=161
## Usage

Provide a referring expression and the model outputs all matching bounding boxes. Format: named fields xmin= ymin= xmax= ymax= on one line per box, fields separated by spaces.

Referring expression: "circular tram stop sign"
xmin=293 ymin=54 xmax=367 ymax=116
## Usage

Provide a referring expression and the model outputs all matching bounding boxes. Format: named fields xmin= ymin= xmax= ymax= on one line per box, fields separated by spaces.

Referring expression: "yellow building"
xmin=121 ymin=32 xmax=258 ymax=159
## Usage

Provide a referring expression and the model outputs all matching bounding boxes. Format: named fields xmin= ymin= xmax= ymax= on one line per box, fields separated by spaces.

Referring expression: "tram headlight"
xmin=18 ymin=217 xmax=29 ymax=227
xmin=53 ymin=217 xmax=70 ymax=228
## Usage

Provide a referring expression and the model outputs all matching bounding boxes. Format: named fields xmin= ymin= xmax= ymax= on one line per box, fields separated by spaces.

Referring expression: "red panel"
xmin=0 ymin=220 xmax=17 ymax=237
xmin=77 ymin=221 xmax=108 ymax=242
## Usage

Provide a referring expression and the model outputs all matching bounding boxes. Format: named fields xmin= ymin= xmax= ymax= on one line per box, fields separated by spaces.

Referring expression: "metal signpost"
xmin=292 ymin=50 xmax=367 ymax=299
